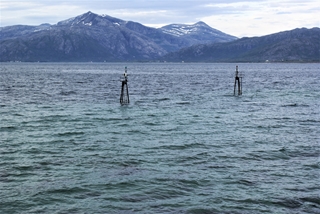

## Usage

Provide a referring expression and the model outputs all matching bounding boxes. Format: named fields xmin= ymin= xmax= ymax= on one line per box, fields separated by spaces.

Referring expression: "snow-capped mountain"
xmin=0 ymin=11 xmax=238 ymax=62
xmin=163 ymin=27 xmax=320 ymax=62
xmin=160 ymin=21 xmax=237 ymax=43
xmin=56 ymin=11 xmax=126 ymax=27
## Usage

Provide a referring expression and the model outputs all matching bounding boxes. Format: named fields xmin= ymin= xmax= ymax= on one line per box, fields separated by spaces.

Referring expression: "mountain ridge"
xmin=0 ymin=11 xmax=237 ymax=62
xmin=160 ymin=21 xmax=237 ymax=44
xmin=162 ymin=27 xmax=320 ymax=62
xmin=0 ymin=11 xmax=318 ymax=62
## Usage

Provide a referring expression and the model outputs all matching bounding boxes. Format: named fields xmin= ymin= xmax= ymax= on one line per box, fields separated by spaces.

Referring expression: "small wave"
xmin=56 ymin=131 xmax=85 ymax=137
xmin=127 ymin=129 xmax=150 ymax=135
xmin=187 ymin=208 xmax=220 ymax=214
xmin=0 ymin=171 xmax=11 ymax=181
xmin=176 ymin=101 xmax=191 ymax=105
xmin=0 ymin=126 xmax=18 ymax=131
xmin=281 ymin=103 xmax=309 ymax=107
xmin=300 ymin=196 xmax=320 ymax=206
xmin=134 ymin=100 xmax=147 ymax=105
xmin=39 ymin=105 xmax=53 ymax=109
xmin=282 ymin=103 xmax=298 ymax=107
xmin=107 ymin=117 xmax=127 ymax=121
xmin=238 ymin=179 xmax=256 ymax=186
xmin=147 ymin=113 xmax=157 ymax=117
xmin=154 ymin=97 xmax=170 ymax=102
xmin=272 ymin=198 xmax=303 ymax=208
xmin=143 ymin=121 xmax=160 ymax=126
xmin=151 ymin=142 xmax=206 ymax=150
xmin=289 ymin=150 xmax=320 ymax=158
xmin=59 ymin=91 xmax=77 ymax=96
xmin=298 ymin=119 xmax=320 ymax=124
xmin=143 ymin=186 xmax=189 ymax=200
xmin=45 ymin=186 xmax=89 ymax=195
xmin=222 ymin=94 xmax=235 ymax=97
xmin=152 ymin=144 xmax=188 ymax=150
xmin=250 ymin=150 xmax=290 ymax=161
xmin=207 ymin=165 xmax=229 ymax=169
xmin=117 ymin=123 xmax=130 ymax=127
xmin=303 ymin=163 xmax=320 ymax=169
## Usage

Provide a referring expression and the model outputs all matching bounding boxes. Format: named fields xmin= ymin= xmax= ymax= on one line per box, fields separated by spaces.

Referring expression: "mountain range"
xmin=0 ymin=11 xmax=236 ymax=62
xmin=163 ymin=27 xmax=320 ymax=62
xmin=0 ymin=11 xmax=319 ymax=62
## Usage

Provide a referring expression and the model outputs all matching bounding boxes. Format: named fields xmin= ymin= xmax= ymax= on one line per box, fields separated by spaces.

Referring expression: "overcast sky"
xmin=1 ymin=0 xmax=319 ymax=37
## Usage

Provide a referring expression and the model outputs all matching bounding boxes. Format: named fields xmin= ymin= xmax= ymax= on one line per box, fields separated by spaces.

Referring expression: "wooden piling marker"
xmin=120 ymin=66 xmax=130 ymax=104
xmin=234 ymin=65 xmax=242 ymax=96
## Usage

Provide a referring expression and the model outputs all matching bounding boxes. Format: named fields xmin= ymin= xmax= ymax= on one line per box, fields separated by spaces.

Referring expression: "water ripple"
xmin=1 ymin=62 xmax=319 ymax=214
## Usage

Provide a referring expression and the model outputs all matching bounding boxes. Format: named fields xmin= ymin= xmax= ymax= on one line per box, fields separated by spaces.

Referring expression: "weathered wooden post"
xmin=120 ymin=66 xmax=129 ymax=104
xmin=234 ymin=65 xmax=242 ymax=95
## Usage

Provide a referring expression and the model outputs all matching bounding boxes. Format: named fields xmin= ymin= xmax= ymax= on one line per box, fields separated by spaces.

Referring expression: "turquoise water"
xmin=1 ymin=63 xmax=319 ymax=213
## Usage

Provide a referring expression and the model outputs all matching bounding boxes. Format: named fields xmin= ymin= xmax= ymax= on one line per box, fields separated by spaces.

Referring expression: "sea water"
xmin=0 ymin=62 xmax=319 ymax=213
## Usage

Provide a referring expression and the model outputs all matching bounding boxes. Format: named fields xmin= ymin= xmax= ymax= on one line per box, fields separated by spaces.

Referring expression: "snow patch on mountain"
xmin=160 ymin=22 xmax=214 ymax=37
xmin=159 ymin=21 xmax=237 ymax=42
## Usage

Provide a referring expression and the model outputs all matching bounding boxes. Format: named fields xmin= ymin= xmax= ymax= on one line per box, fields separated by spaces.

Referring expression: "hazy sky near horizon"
xmin=1 ymin=0 xmax=319 ymax=37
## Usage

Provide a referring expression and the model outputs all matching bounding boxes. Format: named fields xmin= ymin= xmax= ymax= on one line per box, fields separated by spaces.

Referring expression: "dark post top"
xmin=123 ymin=66 xmax=128 ymax=81
xmin=235 ymin=65 xmax=239 ymax=78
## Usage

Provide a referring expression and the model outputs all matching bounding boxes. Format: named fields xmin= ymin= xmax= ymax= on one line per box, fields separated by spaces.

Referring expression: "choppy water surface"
xmin=0 ymin=63 xmax=319 ymax=213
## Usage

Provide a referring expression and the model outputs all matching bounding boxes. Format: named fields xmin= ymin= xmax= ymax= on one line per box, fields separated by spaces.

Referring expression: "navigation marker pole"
xmin=234 ymin=65 xmax=243 ymax=96
xmin=120 ymin=66 xmax=130 ymax=105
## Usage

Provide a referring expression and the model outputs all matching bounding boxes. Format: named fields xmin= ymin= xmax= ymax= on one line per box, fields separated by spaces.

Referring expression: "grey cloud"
xmin=1 ymin=0 xmax=319 ymax=36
